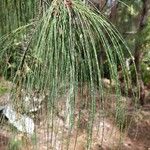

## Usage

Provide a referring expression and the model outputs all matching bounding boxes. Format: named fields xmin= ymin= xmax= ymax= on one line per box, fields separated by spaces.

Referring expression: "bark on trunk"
xmin=134 ymin=0 xmax=149 ymax=105
xmin=109 ymin=0 xmax=118 ymax=23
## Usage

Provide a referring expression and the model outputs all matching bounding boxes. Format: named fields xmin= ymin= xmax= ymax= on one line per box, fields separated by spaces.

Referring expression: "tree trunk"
xmin=134 ymin=0 xmax=150 ymax=105
xmin=109 ymin=0 xmax=118 ymax=23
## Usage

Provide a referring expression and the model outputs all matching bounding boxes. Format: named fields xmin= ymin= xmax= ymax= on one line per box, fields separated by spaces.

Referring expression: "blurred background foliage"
xmin=0 ymin=0 xmax=149 ymax=86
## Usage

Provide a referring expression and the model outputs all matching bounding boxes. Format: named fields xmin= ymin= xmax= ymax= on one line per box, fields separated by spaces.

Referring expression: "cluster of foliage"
xmin=119 ymin=0 xmax=150 ymax=86
xmin=0 ymin=0 xmax=149 ymax=149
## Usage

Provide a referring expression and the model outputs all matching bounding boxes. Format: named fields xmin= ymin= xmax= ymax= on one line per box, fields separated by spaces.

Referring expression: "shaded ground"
xmin=0 ymin=78 xmax=150 ymax=150
xmin=128 ymin=110 xmax=150 ymax=150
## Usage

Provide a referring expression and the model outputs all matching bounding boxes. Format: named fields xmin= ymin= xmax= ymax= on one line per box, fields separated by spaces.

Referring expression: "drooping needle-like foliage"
xmin=0 ymin=0 xmax=137 ymax=149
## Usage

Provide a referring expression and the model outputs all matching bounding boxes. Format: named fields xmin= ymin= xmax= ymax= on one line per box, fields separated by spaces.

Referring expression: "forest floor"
xmin=0 ymin=77 xmax=150 ymax=150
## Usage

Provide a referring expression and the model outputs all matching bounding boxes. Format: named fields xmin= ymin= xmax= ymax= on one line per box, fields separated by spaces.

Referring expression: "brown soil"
xmin=0 ymin=133 xmax=9 ymax=150
xmin=0 ymin=79 xmax=150 ymax=150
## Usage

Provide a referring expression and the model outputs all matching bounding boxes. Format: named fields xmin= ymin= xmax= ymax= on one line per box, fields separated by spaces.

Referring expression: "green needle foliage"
xmin=0 ymin=0 xmax=137 ymax=149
